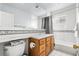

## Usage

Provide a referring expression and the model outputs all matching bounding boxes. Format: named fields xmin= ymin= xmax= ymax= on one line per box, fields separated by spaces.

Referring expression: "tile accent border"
xmin=0 ymin=30 xmax=45 ymax=35
xmin=53 ymin=30 xmax=75 ymax=32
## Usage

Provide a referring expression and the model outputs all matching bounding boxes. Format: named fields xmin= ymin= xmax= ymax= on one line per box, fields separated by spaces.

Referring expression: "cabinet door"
xmin=0 ymin=11 xmax=14 ymax=30
xmin=39 ymin=39 xmax=45 ymax=45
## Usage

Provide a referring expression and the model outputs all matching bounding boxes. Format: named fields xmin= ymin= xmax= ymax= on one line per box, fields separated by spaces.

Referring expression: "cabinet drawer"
xmin=40 ymin=39 xmax=45 ymax=45
xmin=46 ymin=37 xmax=51 ymax=42
xmin=40 ymin=44 xmax=45 ymax=53
xmin=46 ymin=43 xmax=51 ymax=47
xmin=46 ymin=47 xmax=50 ymax=55
xmin=46 ymin=40 xmax=50 ymax=44
xmin=40 ymin=51 xmax=45 ymax=56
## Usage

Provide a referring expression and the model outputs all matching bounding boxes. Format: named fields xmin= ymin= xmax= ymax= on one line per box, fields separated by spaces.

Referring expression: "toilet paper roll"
xmin=30 ymin=42 xmax=36 ymax=49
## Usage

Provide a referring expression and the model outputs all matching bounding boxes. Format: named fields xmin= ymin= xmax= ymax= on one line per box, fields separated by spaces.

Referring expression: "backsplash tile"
xmin=0 ymin=30 xmax=45 ymax=35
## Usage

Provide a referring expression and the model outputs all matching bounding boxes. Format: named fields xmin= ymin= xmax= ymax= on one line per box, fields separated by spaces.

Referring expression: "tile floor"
xmin=49 ymin=50 xmax=72 ymax=56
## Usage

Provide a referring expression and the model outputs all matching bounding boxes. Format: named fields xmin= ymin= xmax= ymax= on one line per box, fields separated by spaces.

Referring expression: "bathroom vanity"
xmin=28 ymin=34 xmax=55 ymax=56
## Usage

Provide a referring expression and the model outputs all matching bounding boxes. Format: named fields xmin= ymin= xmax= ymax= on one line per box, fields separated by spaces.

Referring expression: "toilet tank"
xmin=4 ymin=40 xmax=25 ymax=56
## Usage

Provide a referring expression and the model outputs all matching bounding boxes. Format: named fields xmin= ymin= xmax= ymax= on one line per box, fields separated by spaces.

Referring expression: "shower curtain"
xmin=41 ymin=16 xmax=53 ymax=34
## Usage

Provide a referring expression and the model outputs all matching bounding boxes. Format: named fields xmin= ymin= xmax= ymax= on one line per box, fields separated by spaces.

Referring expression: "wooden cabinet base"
xmin=28 ymin=36 xmax=55 ymax=56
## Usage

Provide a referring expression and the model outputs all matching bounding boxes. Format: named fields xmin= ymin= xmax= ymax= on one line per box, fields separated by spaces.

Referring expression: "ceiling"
xmin=3 ymin=3 xmax=75 ymax=16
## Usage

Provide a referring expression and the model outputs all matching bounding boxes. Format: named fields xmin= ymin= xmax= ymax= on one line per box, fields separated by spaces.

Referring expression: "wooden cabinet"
xmin=39 ymin=39 xmax=45 ymax=45
xmin=45 ymin=36 xmax=55 ymax=55
xmin=28 ymin=36 xmax=55 ymax=56
xmin=39 ymin=44 xmax=45 ymax=53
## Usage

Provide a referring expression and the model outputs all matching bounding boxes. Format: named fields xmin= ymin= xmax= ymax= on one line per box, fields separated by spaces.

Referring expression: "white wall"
xmin=53 ymin=5 xmax=76 ymax=45
xmin=29 ymin=15 xmax=38 ymax=29
xmin=77 ymin=4 xmax=79 ymax=38
xmin=53 ymin=9 xmax=76 ymax=30
xmin=0 ymin=4 xmax=38 ymax=29
xmin=54 ymin=32 xmax=76 ymax=44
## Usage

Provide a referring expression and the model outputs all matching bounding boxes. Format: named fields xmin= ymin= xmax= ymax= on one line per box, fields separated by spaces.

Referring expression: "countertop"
xmin=0 ymin=34 xmax=54 ymax=43
xmin=31 ymin=34 xmax=53 ymax=39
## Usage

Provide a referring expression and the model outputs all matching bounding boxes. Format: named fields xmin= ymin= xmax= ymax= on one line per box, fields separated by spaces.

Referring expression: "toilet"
xmin=4 ymin=40 xmax=25 ymax=56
